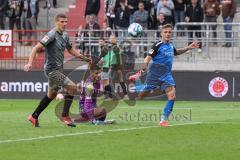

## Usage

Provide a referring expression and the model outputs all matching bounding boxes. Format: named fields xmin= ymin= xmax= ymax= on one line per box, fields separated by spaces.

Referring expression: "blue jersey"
xmin=143 ymin=41 xmax=176 ymax=90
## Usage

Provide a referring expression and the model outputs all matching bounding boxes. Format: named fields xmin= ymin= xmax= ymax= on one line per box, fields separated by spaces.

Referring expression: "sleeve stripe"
xmin=40 ymin=41 xmax=46 ymax=47
xmin=148 ymin=41 xmax=162 ymax=58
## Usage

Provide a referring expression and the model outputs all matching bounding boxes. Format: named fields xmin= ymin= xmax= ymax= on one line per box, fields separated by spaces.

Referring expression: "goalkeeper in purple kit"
xmin=74 ymin=65 xmax=113 ymax=124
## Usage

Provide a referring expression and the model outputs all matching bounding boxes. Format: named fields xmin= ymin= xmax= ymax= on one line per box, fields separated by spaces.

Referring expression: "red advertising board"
xmin=0 ymin=30 xmax=14 ymax=59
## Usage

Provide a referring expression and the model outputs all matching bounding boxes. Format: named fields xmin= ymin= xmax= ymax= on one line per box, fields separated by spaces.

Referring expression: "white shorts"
xmin=101 ymin=71 xmax=109 ymax=80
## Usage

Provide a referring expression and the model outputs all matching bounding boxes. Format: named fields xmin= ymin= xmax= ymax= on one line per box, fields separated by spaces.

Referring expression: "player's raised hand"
xmin=188 ymin=41 xmax=200 ymax=49
xmin=24 ymin=63 xmax=32 ymax=72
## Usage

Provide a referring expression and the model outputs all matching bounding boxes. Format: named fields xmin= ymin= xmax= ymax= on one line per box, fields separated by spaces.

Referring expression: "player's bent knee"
xmin=167 ymin=93 xmax=176 ymax=100
xmin=47 ymin=90 xmax=57 ymax=99
xmin=166 ymin=87 xmax=176 ymax=100
xmin=66 ymin=85 xmax=77 ymax=96
xmin=94 ymin=107 xmax=107 ymax=121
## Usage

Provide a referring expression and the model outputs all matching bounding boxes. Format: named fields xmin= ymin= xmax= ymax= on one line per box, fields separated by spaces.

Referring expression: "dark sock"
xmin=96 ymin=108 xmax=107 ymax=121
xmin=98 ymin=115 xmax=106 ymax=121
xmin=105 ymin=85 xmax=112 ymax=98
xmin=103 ymin=86 xmax=107 ymax=96
xmin=62 ymin=95 xmax=74 ymax=117
xmin=120 ymin=82 xmax=127 ymax=95
xmin=32 ymin=95 xmax=53 ymax=119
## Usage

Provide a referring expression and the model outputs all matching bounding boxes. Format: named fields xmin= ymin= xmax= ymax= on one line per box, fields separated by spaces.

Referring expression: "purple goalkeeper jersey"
xmin=79 ymin=77 xmax=100 ymax=119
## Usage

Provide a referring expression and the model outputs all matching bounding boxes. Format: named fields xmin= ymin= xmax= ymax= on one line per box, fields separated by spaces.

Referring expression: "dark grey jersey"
xmin=40 ymin=28 xmax=72 ymax=73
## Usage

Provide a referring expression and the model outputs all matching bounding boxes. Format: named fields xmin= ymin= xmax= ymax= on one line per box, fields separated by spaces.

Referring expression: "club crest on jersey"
xmin=209 ymin=77 xmax=228 ymax=98
xmin=42 ymin=35 xmax=50 ymax=43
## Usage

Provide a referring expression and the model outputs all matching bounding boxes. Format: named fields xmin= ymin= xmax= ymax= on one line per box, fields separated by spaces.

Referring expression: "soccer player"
xmin=133 ymin=24 xmax=199 ymax=126
xmin=74 ymin=65 xmax=109 ymax=124
xmin=24 ymin=13 xmax=91 ymax=127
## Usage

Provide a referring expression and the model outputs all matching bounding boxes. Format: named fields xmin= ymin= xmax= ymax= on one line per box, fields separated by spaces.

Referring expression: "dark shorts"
xmin=44 ymin=69 xmax=71 ymax=92
xmin=110 ymin=68 xmax=124 ymax=83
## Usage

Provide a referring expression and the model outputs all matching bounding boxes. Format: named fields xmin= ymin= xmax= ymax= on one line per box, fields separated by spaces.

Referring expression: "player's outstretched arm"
xmin=142 ymin=55 xmax=152 ymax=72
xmin=175 ymin=41 xmax=200 ymax=56
xmin=24 ymin=43 xmax=44 ymax=72
xmin=68 ymin=48 xmax=92 ymax=63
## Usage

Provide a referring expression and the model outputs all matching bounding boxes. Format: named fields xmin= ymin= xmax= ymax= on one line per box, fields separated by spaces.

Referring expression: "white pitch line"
xmin=119 ymin=107 xmax=192 ymax=110
xmin=0 ymin=122 xmax=202 ymax=144
xmin=119 ymin=107 xmax=240 ymax=111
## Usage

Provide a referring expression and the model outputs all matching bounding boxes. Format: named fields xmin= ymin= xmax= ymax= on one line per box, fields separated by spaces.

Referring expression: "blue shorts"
xmin=135 ymin=73 xmax=175 ymax=92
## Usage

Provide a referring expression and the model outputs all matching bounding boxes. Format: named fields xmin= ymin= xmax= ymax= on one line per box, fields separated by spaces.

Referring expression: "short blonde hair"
xmin=161 ymin=24 xmax=173 ymax=30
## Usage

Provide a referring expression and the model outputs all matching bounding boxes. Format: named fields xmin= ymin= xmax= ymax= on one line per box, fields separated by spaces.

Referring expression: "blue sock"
xmin=161 ymin=100 xmax=175 ymax=121
xmin=135 ymin=79 xmax=144 ymax=93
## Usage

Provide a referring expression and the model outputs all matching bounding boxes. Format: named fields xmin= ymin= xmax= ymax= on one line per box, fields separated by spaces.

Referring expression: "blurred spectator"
xmin=203 ymin=0 xmax=220 ymax=45
xmin=133 ymin=1 xmax=149 ymax=56
xmin=147 ymin=0 xmax=157 ymax=29
xmin=0 ymin=0 xmax=8 ymax=29
xmin=221 ymin=0 xmax=236 ymax=47
xmin=52 ymin=0 xmax=57 ymax=8
xmin=119 ymin=39 xmax=135 ymax=70
xmin=105 ymin=0 xmax=117 ymax=29
xmin=115 ymin=0 xmax=130 ymax=40
xmin=132 ymin=1 xmax=149 ymax=30
xmin=158 ymin=12 xmax=168 ymax=27
xmin=85 ymin=0 xmax=100 ymax=23
xmin=7 ymin=0 xmax=24 ymax=43
xmin=157 ymin=0 xmax=175 ymax=26
xmin=173 ymin=0 xmax=187 ymax=36
xmin=127 ymin=0 xmax=139 ymax=23
xmin=185 ymin=0 xmax=203 ymax=48
xmin=85 ymin=14 xmax=100 ymax=38
xmin=23 ymin=0 xmax=38 ymax=46
xmin=75 ymin=25 xmax=87 ymax=55
xmin=85 ymin=14 xmax=100 ymax=60
xmin=100 ymin=19 xmax=113 ymax=38
xmin=43 ymin=0 xmax=50 ymax=9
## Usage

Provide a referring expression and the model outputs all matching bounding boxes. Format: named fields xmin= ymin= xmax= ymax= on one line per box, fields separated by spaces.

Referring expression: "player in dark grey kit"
xmin=24 ymin=13 xmax=91 ymax=127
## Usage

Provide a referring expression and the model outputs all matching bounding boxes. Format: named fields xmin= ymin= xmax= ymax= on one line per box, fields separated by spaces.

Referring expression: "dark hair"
xmin=161 ymin=24 xmax=173 ymax=30
xmin=55 ymin=13 xmax=67 ymax=22
xmin=138 ymin=1 xmax=145 ymax=5
xmin=90 ymin=64 xmax=101 ymax=72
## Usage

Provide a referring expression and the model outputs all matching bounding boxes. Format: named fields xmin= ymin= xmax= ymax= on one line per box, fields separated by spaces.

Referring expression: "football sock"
xmin=135 ymin=79 xmax=144 ymax=93
xmin=98 ymin=115 xmax=106 ymax=121
xmin=120 ymin=82 xmax=127 ymax=95
xmin=32 ymin=95 xmax=53 ymax=119
xmin=161 ymin=100 xmax=175 ymax=121
xmin=62 ymin=95 xmax=74 ymax=117
xmin=104 ymin=85 xmax=112 ymax=98
xmin=97 ymin=108 xmax=107 ymax=121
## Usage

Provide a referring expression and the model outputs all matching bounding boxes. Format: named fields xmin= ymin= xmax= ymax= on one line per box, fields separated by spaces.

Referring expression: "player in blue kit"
xmin=130 ymin=24 xmax=199 ymax=126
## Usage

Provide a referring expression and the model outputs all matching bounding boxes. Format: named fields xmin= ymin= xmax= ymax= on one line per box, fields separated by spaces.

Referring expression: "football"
xmin=85 ymin=83 xmax=94 ymax=96
xmin=128 ymin=23 xmax=143 ymax=37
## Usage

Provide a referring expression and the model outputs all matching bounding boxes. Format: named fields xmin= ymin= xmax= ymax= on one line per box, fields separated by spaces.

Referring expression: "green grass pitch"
xmin=0 ymin=99 xmax=240 ymax=160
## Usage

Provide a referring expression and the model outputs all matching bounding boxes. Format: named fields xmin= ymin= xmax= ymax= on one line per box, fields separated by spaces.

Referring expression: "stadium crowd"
xmin=83 ymin=0 xmax=237 ymax=48
xmin=0 ymin=0 xmax=237 ymax=48
xmin=0 ymin=0 xmax=57 ymax=45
